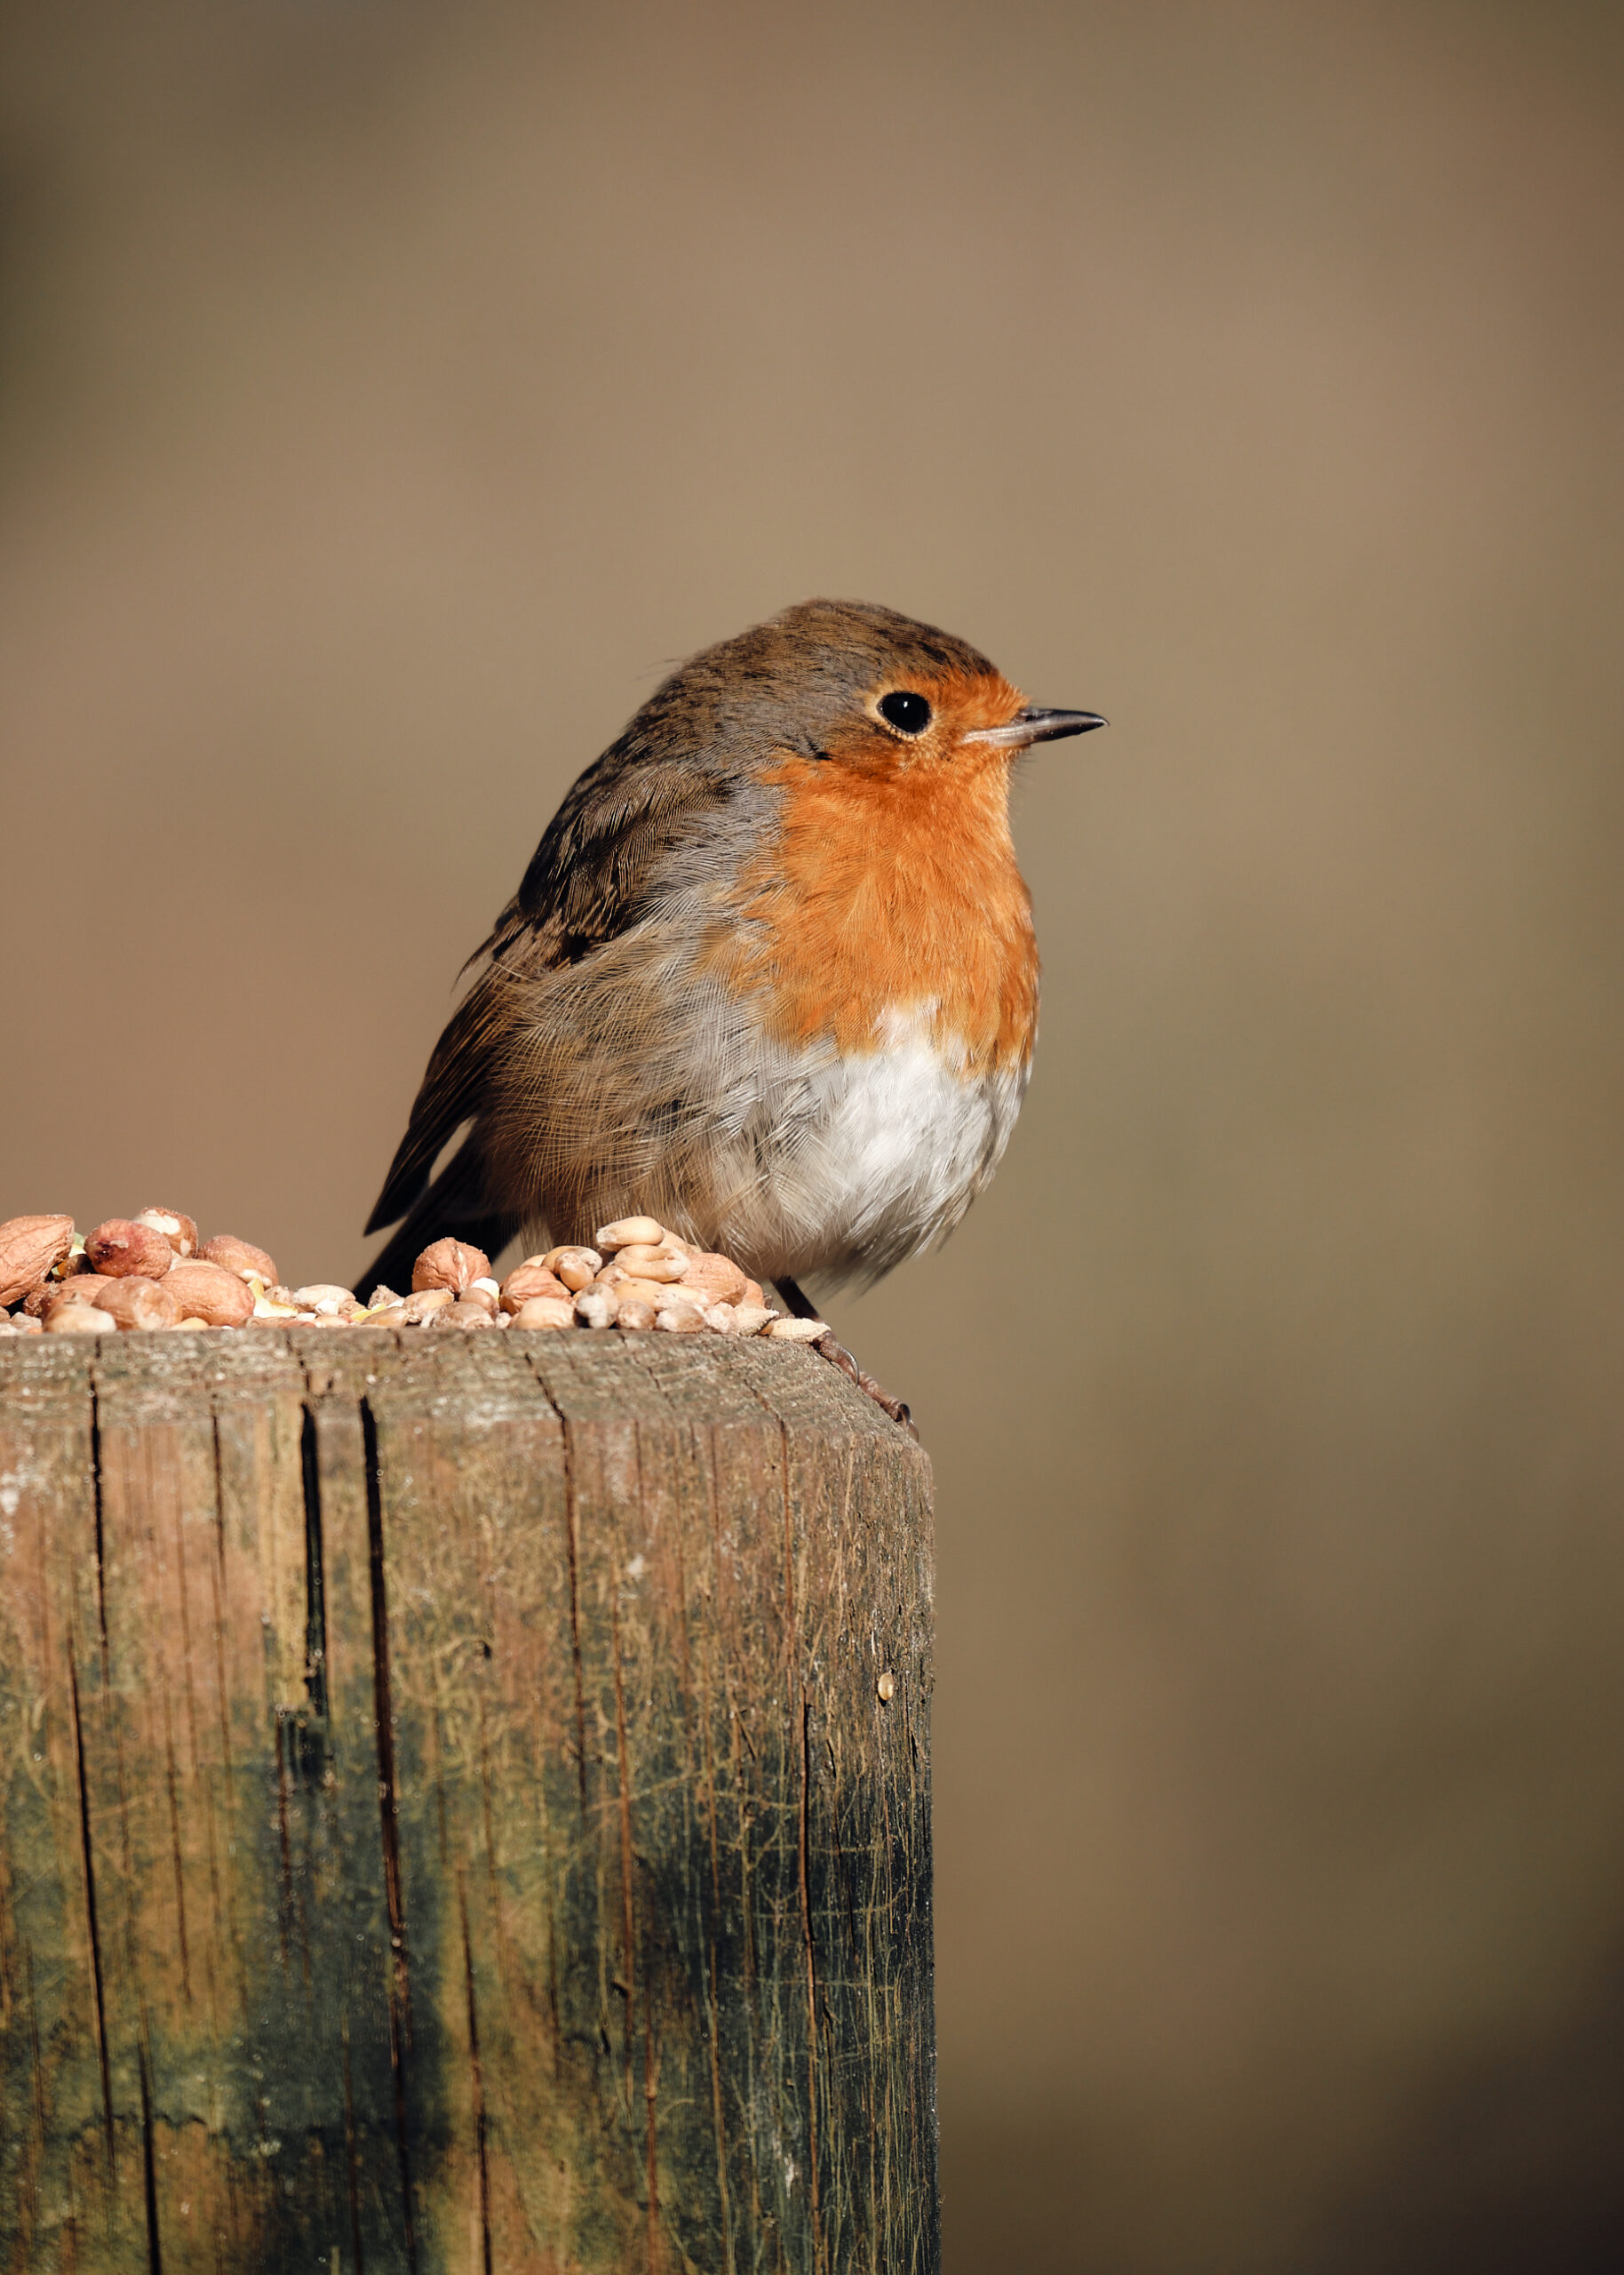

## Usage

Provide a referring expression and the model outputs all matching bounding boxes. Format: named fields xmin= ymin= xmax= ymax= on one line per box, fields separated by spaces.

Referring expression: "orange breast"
xmin=711 ymin=748 xmax=1039 ymax=1077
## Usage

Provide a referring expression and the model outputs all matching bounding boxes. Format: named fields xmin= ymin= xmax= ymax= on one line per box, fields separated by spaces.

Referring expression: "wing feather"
xmin=362 ymin=733 xmax=743 ymax=1247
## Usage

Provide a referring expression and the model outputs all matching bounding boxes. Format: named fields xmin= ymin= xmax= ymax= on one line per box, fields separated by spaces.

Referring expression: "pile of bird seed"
xmin=0 ymin=1211 xmax=829 ymax=1343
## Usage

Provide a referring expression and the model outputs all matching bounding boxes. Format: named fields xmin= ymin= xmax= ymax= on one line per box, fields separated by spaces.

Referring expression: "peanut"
xmin=25 ymin=1273 xmax=117 ymax=1319
xmin=573 ymin=1285 xmax=619 ymax=1329
xmin=606 ymin=1273 xmax=673 ymax=1308
xmin=400 ymin=1287 xmax=455 ymax=1324
xmin=85 ymin=1219 xmax=174 ymax=1280
xmin=135 ymin=1206 xmax=198 ymax=1257
xmin=539 ymin=1246 xmax=601 ymax=1290
xmin=40 ymin=1281 xmax=117 ymax=1322
xmin=290 ymin=1284 xmax=360 ymax=1318
xmin=92 ymin=1277 xmax=182 ymax=1331
xmin=411 ymin=1238 xmax=490 ymax=1294
xmin=610 ymin=1242 xmax=689 ymax=1282
xmin=199 ymin=1234 xmax=280 ymax=1284
xmin=499 ymin=1263 xmax=571 ymax=1313
xmin=594 ymin=1216 xmax=666 ymax=1253
xmin=681 ymin=1252 xmax=748 ymax=1306
xmin=0 ymin=1214 xmax=76 ymax=1305
xmin=164 ymin=1263 xmax=256 ymax=1328
xmin=509 ymin=1296 xmax=575 ymax=1330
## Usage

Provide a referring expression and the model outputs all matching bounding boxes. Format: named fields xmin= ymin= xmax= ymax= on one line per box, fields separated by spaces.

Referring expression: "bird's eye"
xmin=878 ymin=690 xmax=932 ymax=735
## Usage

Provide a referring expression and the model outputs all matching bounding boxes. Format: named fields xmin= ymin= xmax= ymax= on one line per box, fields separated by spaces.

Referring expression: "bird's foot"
xmin=812 ymin=1333 xmax=918 ymax=1440
xmin=773 ymin=1277 xmax=917 ymax=1438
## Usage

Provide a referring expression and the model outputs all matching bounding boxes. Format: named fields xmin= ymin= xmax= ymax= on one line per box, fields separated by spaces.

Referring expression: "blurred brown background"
xmin=4 ymin=1 xmax=1623 ymax=2265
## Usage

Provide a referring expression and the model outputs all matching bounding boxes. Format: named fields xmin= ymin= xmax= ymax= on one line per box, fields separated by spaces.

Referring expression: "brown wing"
xmin=362 ymin=730 xmax=741 ymax=1254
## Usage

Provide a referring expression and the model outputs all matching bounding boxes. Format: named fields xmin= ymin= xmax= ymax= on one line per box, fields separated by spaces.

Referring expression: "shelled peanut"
xmin=0 ymin=1211 xmax=827 ymax=1343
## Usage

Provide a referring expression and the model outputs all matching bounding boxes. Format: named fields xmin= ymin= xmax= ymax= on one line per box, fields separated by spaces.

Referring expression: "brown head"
xmin=614 ymin=596 xmax=1103 ymax=779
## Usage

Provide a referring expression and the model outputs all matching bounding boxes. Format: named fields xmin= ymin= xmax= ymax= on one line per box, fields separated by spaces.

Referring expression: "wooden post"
xmin=0 ymin=1329 xmax=936 ymax=2273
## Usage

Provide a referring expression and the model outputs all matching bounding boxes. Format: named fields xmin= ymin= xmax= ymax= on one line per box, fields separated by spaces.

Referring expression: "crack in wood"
xmin=459 ymin=1883 xmax=495 ymax=2275
xmin=362 ymin=1396 xmax=418 ymax=2275
xmin=137 ymin=2041 xmax=163 ymax=2275
xmin=299 ymin=1405 xmax=330 ymax=1722
xmin=67 ymin=1652 xmax=115 ymax=2168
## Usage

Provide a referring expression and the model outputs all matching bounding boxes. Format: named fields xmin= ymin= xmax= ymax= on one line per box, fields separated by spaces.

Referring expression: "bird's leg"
xmin=774 ymin=1278 xmax=917 ymax=1440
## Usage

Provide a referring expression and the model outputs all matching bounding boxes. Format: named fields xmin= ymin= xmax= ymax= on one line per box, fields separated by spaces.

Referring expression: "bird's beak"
xmin=964 ymin=706 xmax=1109 ymax=750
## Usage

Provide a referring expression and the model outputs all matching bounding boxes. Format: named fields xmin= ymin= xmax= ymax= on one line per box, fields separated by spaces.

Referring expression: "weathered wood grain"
xmin=0 ymin=1330 xmax=935 ymax=2272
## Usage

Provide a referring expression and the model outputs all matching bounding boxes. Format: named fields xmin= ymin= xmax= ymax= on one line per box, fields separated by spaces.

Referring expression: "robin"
xmin=358 ymin=599 xmax=1104 ymax=1409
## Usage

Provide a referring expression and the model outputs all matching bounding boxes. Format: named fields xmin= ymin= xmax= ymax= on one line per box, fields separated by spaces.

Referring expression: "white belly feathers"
xmin=703 ymin=1005 xmax=1029 ymax=1286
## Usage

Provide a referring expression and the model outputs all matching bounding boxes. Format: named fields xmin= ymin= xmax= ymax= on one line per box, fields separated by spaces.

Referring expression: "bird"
xmin=357 ymin=598 xmax=1104 ymax=1369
